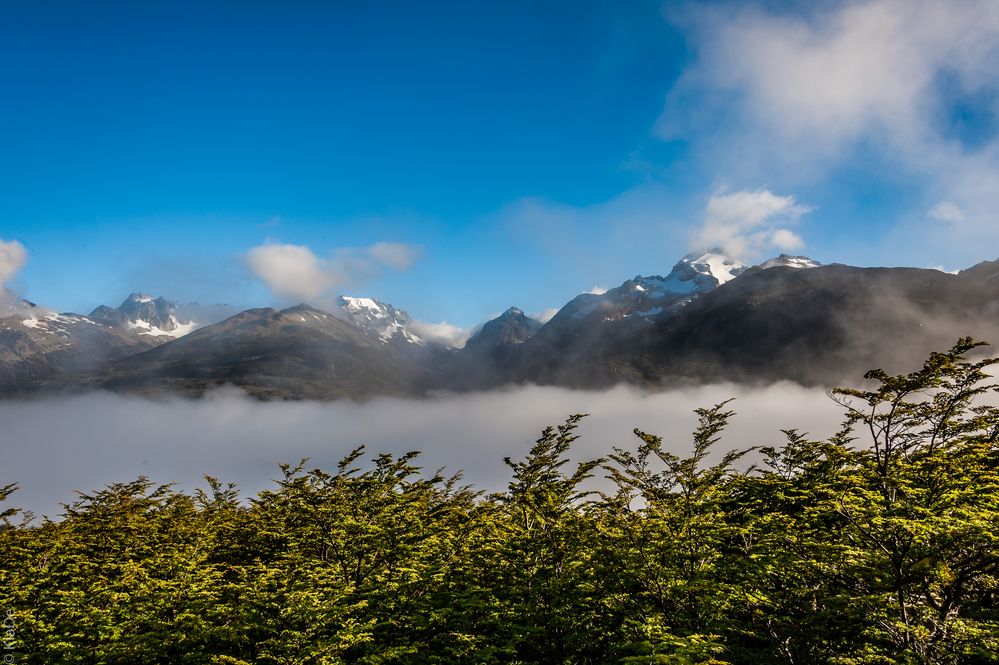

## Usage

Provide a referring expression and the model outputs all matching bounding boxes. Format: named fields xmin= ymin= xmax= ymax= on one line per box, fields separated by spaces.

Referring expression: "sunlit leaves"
xmin=0 ymin=341 xmax=997 ymax=663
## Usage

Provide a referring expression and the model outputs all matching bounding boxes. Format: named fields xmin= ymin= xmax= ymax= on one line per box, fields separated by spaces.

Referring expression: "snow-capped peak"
xmin=337 ymin=295 xmax=423 ymax=345
xmin=90 ymin=293 xmax=198 ymax=338
xmin=675 ymin=250 xmax=748 ymax=286
xmin=550 ymin=250 xmax=748 ymax=325
xmin=757 ymin=254 xmax=821 ymax=270
xmin=339 ymin=296 xmax=387 ymax=317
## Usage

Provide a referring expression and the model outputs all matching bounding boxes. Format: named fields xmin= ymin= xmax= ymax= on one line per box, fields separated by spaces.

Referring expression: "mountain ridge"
xmin=4 ymin=252 xmax=999 ymax=398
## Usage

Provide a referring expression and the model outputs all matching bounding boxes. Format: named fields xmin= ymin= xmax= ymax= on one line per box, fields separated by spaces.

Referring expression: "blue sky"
xmin=2 ymin=1 xmax=998 ymax=329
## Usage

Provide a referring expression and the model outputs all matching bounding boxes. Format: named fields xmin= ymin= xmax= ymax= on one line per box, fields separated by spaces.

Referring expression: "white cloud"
xmin=0 ymin=238 xmax=28 ymax=304
xmin=663 ymin=0 xmax=999 ymax=257
xmin=693 ymin=189 xmax=812 ymax=259
xmin=664 ymin=1 xmax=999 ymax=152
xmin=246 ymin=243 xmax=336 ymax=301
xmin=532 ymin=307 xmax=560 ymax=323
xmin=928 ymin=201 xmax=966 ymax=224
xmin=0 ymin=238 xmax=27 ymax=286
xmin=585 ymin=286 xmax=608 ymax=295
xmin=770 ymin=228 xmax=805 ymax=252
xmin=246 ymin=241 xmax=420 ymax=303
xmin=408 ymin=319 xmax=474 ymax=348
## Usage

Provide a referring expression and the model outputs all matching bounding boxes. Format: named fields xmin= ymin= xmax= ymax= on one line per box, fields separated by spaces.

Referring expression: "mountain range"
xmin=2 ymin=250 xmax=998 ymax=399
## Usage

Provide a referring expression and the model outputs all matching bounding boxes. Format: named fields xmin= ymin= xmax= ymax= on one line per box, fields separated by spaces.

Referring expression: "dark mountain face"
xmin=544 ymin=251 xmax=749 ymax=334
xmin=632 ymin=265 xmax=961 ymax=385
xmin=97 ymin=304 xmax=427 ymax=399
xmin=3 ymin=255 xmax=999 ymax=399
xmin=958 ymin=259 xmax=999 ymax=286
xmin=465 ymin=308 xmax=541 ymax=348
xmin=0 ymin=304 xmax=158 ymax=394
xmin=0 ymin=292 xmax=212 ymax=394
xmin=432 ymin=307 xmax=543 ymax=391
xmin=496 ymin=263 xmax=999 ymax=389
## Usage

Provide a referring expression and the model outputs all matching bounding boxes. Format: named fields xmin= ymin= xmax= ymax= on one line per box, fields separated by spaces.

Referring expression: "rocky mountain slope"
xmin=441 ymin=254 xmax=999 ymax=389
xmin=0 ymin=299 xmax=160 ymax=392
xmin=90 ymin=293 xmax=197 ymax=338
xmin=97 ymin=304 xmax=429 ymax=399
xmin=3 ymin=253 xmax=998 ymax=399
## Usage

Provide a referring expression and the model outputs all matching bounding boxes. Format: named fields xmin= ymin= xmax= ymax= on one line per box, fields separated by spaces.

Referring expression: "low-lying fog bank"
xmin=2 ymin=383 xmax=846 ymax=519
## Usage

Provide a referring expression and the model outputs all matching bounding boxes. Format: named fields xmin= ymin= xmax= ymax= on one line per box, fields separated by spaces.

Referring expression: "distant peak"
xmin=283 ymin=303 xmax=324 ymax=314
xmin=671 ymin=251 xmax=747 ymax=286
xmin=757 ymin=254 xmax=821 ymax=270
xmin=125 ymin=293 xmax=158 ymax=304
xmin=336 ymin=294 xmax=424 ymax=346
xmin=88 ymin=292 xmax=195 ymax=336
xmin=466 ymin=307 xmax=541 ymax=347
xmin=338 ymin=295 xmax=388 ymax=312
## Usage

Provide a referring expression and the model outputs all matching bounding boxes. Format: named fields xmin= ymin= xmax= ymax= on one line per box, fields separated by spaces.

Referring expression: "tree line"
xmin=1 ymin=339 xmax=997 ymax=664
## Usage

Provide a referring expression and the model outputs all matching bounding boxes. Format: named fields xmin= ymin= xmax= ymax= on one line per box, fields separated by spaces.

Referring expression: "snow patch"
xmin=689 ymin=251 xmax=746 ymax=285
xmin=758 ymin=255 xmax=821 ymax=270
xmin=340 ymin=296 xmax=386 ymax=317
xmin=127 ymin=315 xmax=197 ymax=338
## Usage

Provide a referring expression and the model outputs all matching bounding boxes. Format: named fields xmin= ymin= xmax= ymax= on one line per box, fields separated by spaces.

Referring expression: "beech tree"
xmin=0 ymin=340 xmax=997 ymax=664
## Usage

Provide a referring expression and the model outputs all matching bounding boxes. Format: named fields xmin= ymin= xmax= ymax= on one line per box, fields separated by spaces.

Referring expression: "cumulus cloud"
xmin=408 ymin=319 xmax=475 ymax=348
xmin=246 ymin=243 xmax=335 ymax=301
xmin=693 ymin=189 xmax=812 ymax=259
xmin=585 ymin=286 xmax=609 ymax=295
xmin=0 ymin=238 xmax=28 ymax=304
xmin=1 ymin=384 xmax=845 ymax=519
xmin=770 ymin=228 xmax=805 ymax=252
xmin=246 ymin=241 xmax=421 ymax=303
xmin=663 ymin=0 xmax=999 ymax=258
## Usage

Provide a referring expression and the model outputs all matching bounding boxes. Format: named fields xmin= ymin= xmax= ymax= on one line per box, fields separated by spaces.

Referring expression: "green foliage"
xmin=1 ymin=340 xmax=998 ymax=663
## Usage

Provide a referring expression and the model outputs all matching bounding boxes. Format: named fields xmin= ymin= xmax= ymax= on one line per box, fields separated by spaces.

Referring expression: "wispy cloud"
xmin=366 ymin=242 xmax=421 ymax=270
xmin=245 ymin=241 xmax=421 ymax=303
xmin=497 ymin=184 xmax=687 ymax=269
xmin=532 ymin=307 xmax=560 ymax=323
xmin=928 ymin=201 xmax=965 ymax=224
xmin=0 ymin=238 xmax=28 ymax=304
xmin=662 ymin=0 xmax=999 ymax=259
xmin=693 ymin=189 xmax=812 ymax=260
xmin=662 ymin=1 xmax=999 ymax=158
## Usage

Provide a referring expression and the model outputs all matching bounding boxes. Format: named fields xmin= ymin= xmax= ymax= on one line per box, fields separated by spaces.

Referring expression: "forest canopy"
xmin=1 ymin=339 xmax=998 ymax=664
